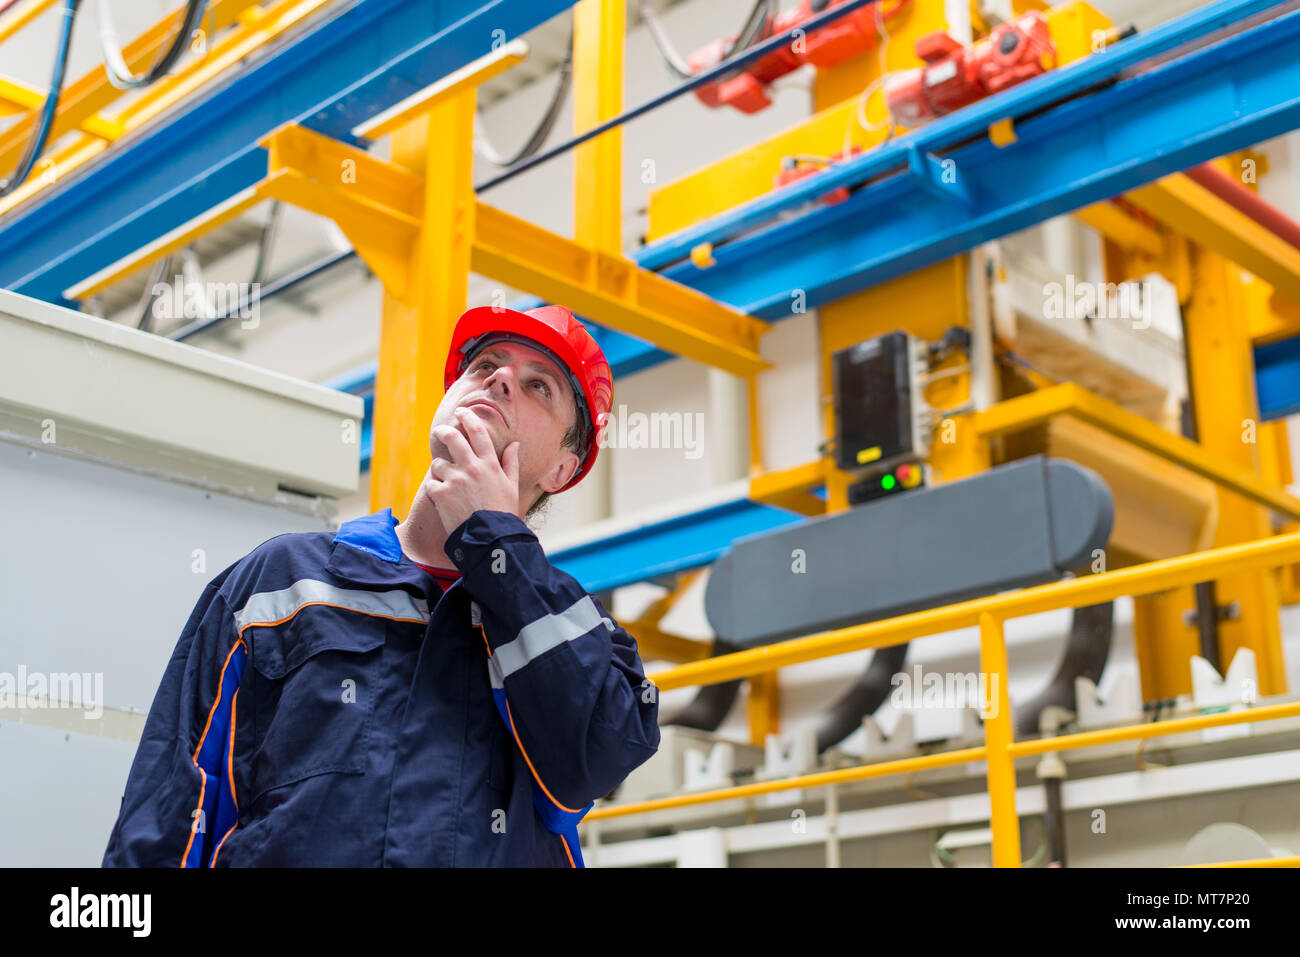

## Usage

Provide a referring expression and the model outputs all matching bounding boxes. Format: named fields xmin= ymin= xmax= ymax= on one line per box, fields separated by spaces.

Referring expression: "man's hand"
xmin=422 ymin=406 xmax=521 ymax=549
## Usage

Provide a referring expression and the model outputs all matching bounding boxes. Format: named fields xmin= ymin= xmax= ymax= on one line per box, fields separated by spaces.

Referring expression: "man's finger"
xmin=430 ymin=457 xmax=451 ymax=479
xmin=419 ymin=473 xmax=446 ymax=507
xmin=454 ymin=406 xmax=498 ymax=462
xmin=434 ymin=423 xmax=473 ymax=465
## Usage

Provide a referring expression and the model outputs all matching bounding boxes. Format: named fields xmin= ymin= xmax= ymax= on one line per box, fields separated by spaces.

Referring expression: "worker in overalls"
xmin=103 ymin=304 xmax=659 ymax=867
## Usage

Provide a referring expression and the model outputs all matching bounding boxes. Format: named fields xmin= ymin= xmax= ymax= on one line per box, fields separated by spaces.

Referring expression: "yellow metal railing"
xmin=588 ymin=530 xmax=1300 ymax=868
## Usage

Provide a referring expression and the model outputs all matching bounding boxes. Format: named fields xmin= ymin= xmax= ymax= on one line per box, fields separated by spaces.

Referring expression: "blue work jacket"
xmin=102 ymin=508 xmax=660 ymax=867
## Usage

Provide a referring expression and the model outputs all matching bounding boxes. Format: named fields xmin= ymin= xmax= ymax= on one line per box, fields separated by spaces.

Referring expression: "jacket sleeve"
xmin=447 ymin=509 xmax=661 ymax=812
xmin=103 ymin=569 xmax=247 ymax=868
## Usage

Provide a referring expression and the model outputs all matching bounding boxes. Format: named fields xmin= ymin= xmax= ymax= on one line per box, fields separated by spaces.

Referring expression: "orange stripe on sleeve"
xmin=180 ymin=637 xmax=245 ymax=868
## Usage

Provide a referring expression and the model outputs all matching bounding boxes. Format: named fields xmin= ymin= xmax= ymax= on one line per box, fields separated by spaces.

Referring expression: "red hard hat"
xmin=444 ymin=304 xmax=612 ymax=491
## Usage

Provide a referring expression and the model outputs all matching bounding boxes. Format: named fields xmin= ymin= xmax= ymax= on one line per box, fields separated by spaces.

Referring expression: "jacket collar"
xmin=327 ymin=507 xmax=454 ymax=596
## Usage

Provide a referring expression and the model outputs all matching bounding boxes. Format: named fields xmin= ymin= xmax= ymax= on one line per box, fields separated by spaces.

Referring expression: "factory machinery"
xmin=3 ymin=0 xmax=1300 ymax=866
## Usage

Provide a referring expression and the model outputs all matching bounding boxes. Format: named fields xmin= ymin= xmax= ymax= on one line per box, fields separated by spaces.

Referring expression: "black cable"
xmin=476 ymin=0 xmax=882 ymax=193
xmin=250 ymin=201 xmax=282 ymax=285
xmin=639 ymin=0 xmax=774 ymax=81
xmin=0 ymin=0 xmax=80 ymax=199
xmin=475 ymin=30 xmax=573 ymax=168
xmin=136 ymin=253 xmax=173 ymax=332
xmin=98 ymin=0 xmax=207 ymax=90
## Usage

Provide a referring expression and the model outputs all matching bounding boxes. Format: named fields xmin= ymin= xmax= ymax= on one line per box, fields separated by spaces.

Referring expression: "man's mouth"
xmin=463 ymin=399 xmax=504 ymax=425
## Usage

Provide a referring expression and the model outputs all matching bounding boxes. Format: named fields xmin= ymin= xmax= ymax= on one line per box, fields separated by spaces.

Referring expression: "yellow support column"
xmin=978 ymin=612 xmax=1021 ymax=867
xmin=747 ymin=672 xmax=781 ymax=746
xmin=1103 ymin=234 xmax=1203 ymax=702
xmin=573 ymin=0 xmax=623 ymax=253
xmin=370 ymin=89 xmax=477 ymax=516
xmin=1183 ymin=246 xmax=1287 ymax=694
xmin=1260 ymin=420 xmax=1300 ymax=605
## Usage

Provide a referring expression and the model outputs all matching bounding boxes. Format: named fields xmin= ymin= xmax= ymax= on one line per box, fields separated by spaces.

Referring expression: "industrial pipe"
xmin=1185 ymin=162 xmax=1300 ymax=252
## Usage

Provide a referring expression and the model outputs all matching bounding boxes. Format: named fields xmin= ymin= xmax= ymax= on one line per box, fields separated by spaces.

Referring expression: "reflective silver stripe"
xmin=491 ymin=595 xmax=614 ymax=680
xmin=487 ymin=656 xmax=505 ymax=690
xmin=233 ymin=579 xmax=429 ymax=633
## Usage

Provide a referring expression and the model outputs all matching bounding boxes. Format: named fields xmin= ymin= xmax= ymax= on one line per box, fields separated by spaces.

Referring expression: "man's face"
xmin=432 ymin=339 xmax=582 ymax=498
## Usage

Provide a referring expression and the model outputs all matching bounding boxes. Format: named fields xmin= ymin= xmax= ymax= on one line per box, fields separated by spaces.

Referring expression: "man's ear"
xmin=539 ymin=448 xmax=581 ymax=493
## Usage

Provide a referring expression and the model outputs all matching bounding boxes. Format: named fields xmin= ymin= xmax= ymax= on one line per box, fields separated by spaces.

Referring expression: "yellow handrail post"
xmin=979 ymin=612 xmax=1021 ymax=867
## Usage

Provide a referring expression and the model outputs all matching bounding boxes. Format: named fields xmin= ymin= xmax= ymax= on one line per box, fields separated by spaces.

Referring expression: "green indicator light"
xmin=881 ymin=474 xmax=897 ymax=491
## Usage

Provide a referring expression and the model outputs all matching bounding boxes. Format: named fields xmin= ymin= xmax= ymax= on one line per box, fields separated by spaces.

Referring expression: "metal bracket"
xmin=906 ymin=145 xmax=972 ymax=207
xmin=1181 ymin=599 xmax=1242 ymax=627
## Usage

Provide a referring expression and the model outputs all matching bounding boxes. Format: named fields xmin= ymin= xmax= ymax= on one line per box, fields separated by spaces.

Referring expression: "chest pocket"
xmin=245 ymin=614 xmax=388 ymax=807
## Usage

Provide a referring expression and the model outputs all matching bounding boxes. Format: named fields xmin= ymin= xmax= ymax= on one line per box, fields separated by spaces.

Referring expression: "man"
xmin=102 ymin=303 xmax=660 ymax=867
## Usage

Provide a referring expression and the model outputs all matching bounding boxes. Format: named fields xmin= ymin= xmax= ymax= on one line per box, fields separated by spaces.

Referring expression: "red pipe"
xmin=1185 ymin=162 xmax=1300 ymax=252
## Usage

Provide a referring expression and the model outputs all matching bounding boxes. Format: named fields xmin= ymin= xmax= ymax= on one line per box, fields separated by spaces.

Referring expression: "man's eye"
xmin=475 ymin=360 xmax=495 ymax=373
xmin=531 ymin=379 xmax=550 ymax=397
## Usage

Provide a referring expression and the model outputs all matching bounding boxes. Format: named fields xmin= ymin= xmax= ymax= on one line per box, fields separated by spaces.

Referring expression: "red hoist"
xmin=884 ymin=11 xmax=1056 ymax=126
xmin=767 ymin=9 xmax=1057 ymax=206
xmin=689 ymin=3 xmax=1055 ymax=128
xmin=689 ymin=0 xmax=912 ymax=114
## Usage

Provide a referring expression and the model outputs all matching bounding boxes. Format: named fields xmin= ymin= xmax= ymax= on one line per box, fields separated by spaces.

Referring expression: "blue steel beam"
xmin=636 ymin=0 xmax=1300 ymax=280
xmin=547 ymin=496 xmax=807 ymax=594
xmin=0 ymin=0 xmax=577 ymax=306
xmin=1256 ymin=338 xmax=1300 ymax=420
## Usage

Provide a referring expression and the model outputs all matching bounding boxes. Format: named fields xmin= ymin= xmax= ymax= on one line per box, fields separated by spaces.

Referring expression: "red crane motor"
xmin=883 ymin=11 xmax=1055 ymax=128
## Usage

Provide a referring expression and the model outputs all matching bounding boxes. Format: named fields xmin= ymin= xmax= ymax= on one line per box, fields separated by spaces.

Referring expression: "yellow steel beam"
xmin=471 ymin=201 xmax=769 ymax=377
xmin=972 ymin=384 xmax=1300 ymax=522
xmin=62 ymin=108 xmax=769 ymax=385
xmin=351 ymin=39 xmax=529 ymax=140
xmin=1128 ymin=174 xmax=1300 ymax=303
xmin=63 ymin=180 xmax=273 ymax=301
xmin=0 ymin=76 xmax=123 ymax=140
xmin=259 ymin=170 xmax=417 ymax=297
xmin=0 ymin=0 xmax=58 ymax=46
xmin=572 ymin=0 xmax=623 ymax=254
xmin=1074 ymin=200 xmax=1163 ymax=258
xmin=647 ymin=531 xmax=1300 ymax=691
xmin=749 ymin=459 xmax=829 ymax=517
xmin=0 ymin=136 xmax=108 ymax=219
xmin=1244 ymin=277 xmax=1300 ymax=344
xmin=63 ymin=110 xmax=419 ymax=301
xmin=258 ymin=131 xmax=769 ymax=377
xmin=263 ymin=122 xmax=422 ymax=221
xmin=0 ymin=0 xmax=254 ymax=177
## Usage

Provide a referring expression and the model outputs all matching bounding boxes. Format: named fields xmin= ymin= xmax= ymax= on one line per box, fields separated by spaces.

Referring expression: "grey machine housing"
xmin=705 ymin=456 xmax=1114 ymax=648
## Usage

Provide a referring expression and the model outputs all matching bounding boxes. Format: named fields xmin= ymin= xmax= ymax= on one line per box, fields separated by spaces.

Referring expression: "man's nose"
xmin=484 ymin=363 xmax=515 ymax=397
